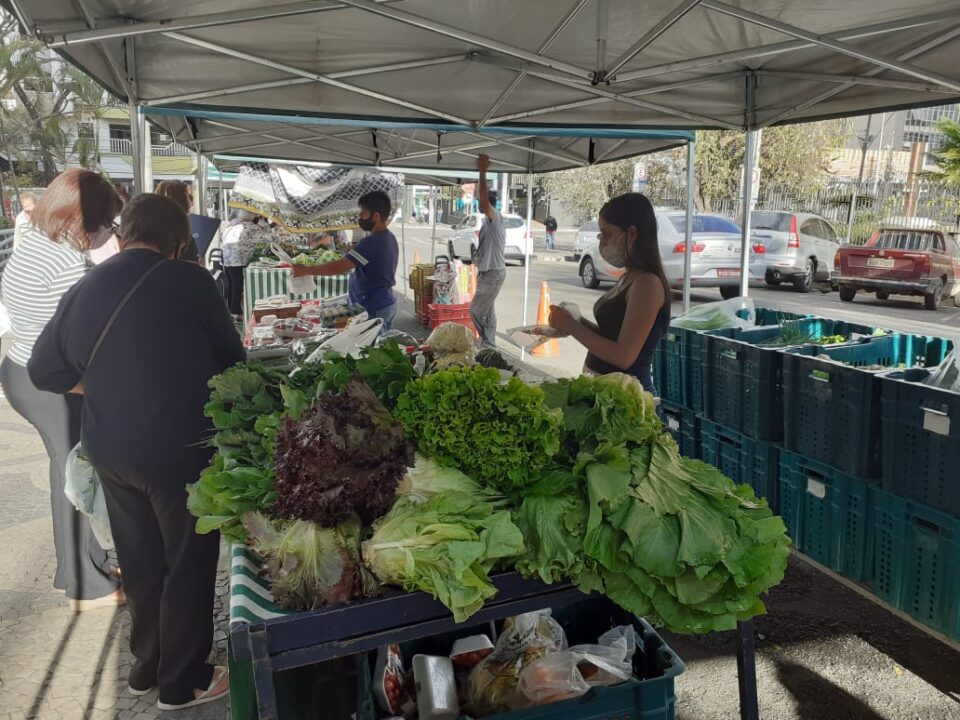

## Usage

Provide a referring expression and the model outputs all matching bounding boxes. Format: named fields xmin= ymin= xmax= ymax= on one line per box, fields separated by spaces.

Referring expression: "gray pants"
xmin=470 ymin=268 xmax=507 ymax=348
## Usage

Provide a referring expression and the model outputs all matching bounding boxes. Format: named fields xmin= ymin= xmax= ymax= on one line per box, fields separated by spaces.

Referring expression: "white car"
xmin=447 ymin=212 xmax=532 ymax=265
xmin=578 ymin=212 xmax=765 ymax=299
xmin=573 ymin=220 xmax=599 ymax=259
xmin=749 ymin=211 xmax=840 ymax=292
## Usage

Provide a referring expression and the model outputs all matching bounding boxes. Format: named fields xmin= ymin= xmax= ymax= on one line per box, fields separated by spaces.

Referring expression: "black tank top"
xmin=584 ymin=277 xmax=669 ymax=393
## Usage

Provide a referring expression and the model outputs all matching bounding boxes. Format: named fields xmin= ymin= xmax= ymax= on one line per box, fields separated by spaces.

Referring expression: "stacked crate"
xmin=408 ymin=263 xmax=435 ymax=325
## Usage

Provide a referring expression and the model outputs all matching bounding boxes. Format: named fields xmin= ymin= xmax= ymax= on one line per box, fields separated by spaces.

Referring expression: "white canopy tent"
xmin=8 ymin=0 xmax=960 ymax=303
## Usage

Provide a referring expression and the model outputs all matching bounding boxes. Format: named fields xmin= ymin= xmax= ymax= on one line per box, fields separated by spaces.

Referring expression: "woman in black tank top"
xmin=548 ymin=193 xmax=670 ymax=396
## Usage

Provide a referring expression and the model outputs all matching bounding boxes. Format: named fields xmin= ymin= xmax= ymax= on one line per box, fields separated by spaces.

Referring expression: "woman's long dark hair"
xmin=599 ymin=192 xmax=671 ymax=306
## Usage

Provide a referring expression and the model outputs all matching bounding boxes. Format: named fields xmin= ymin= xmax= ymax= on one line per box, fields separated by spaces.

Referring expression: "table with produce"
xmin=186 ymin=325 xmax=792 ymax=720
xmin=243 ymin=243 xmax=351 ymax=327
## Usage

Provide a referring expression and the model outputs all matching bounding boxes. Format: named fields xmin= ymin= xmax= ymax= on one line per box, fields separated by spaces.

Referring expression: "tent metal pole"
xmin=611 ymin=10 xmax=960 ymax=84
xmin=400 ymin=186 xmax=407 ymax=299
xmin=754 ymin=70 xmax=955 ymax=93
xmin=334 ymin=0 xmax=593 ymax=80
xmin=44 ymin=0 xmax=402 ymax=47
xmin=128 ymin=103 xmax=144 ymax=195
xmin=605 ymin=0 xmax=704 ymax=81
xmin=760 ymin=25 xmax=960 ymax=127
xmin=141 ymin=108 xmax=154 ymax=192
xmin=701 ymin=1 xmax=960 ymax=93
xmin=683 ymin=140 xmax=695 ymax=314
xmin=165 ymin=32 xmax=473 ymax=125
xmin=430 ymin=187 xmax=437 ymax=262
xmin=739 ymin=130 xmax=758 ymax=297
xmin=522 ymin=171 xmax=533 ymax=361
xmin=195 ymin=150 xmax=207 ymax=215
xmin=142 ymin=55 xmax=468 ymax=107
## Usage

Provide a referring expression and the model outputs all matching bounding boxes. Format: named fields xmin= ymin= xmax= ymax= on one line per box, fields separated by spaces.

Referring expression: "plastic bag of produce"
xmin=64 ymin=443 xmax=114 ymax=550
xmin=514 ymin=626 xmax=637 ymax=708
xmin=426 ymin=322 xmax=476 ymax=369
xmin=671 ymin=297 xmax=755 ymax=331
xmin=467 ymin=610 xmax=567 ymax=715
xmin=924 ymin=336 xmax=960 ymax=392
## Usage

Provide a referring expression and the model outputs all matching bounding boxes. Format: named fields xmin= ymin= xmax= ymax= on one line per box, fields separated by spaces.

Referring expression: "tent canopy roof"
xmin=10 ymin=0 xmax=960 ymax=134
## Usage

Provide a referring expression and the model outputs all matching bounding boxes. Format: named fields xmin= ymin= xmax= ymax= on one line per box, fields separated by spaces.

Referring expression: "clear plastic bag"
xmin=64 ymin=443 xmax=114 ymax=550
xmin=506 ymin=325 xmax=564 ymax=353
xmin=671 ymin=297 xmax=756 ymax=331
xmin=923 ymin=337 xmax=960 ymax=392
xmin=467 ymin=610 xmax=568 ymax=715
xmin=514 ymin=625 xmax=638 ymax=708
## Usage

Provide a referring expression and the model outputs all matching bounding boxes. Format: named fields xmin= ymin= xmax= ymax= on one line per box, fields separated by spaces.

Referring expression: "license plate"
xmin=867 ymin=257 xmax=895 ymax=268
xmin=717 ymin=268 xmax=741 ymax=278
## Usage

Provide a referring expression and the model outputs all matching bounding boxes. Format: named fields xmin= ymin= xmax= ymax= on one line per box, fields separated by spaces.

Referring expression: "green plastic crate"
xmin=355 ymin=597 xmax=685 ymax=720
xmin=779 ymin=450 xmax=873 ymax=581
xmin=783 ymin=334 xmax=952 ymax=478
xmin=661 ymin=402 xmax=700 ymax=459
xmin=880 ymin=368 xmax=960 ymax=518
xmin=652 ymin=336 xmax=667 ymax=400
xmin=872 ymin=489 xmax=960 ymax=640
xmin=699 ymin=418 xmax=780 ymax=513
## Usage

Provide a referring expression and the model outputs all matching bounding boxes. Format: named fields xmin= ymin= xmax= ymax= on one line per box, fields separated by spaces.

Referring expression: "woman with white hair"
xmin=219 ymin=209 xmax=270 ymax=315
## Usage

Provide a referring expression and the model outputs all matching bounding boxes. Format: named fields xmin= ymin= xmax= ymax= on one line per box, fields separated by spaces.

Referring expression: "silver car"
xmin=573 ymin=220 xmax=599 ymax=259
xmin=578 ymin=212 xmax=764 ymax=298
xmin=749 ymin=211 xmax=841 ymax=292
xmin=447 ymin=212 xmax=532 ymax=265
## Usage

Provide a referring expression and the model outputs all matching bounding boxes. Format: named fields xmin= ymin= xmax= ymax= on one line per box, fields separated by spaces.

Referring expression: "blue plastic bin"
xmin=699 ymin=418 xmax=780 ymax=513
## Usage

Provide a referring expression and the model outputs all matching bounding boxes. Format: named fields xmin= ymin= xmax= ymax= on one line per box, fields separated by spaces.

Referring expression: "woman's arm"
xmin=552 ymin=276 xmax=664 ymax=370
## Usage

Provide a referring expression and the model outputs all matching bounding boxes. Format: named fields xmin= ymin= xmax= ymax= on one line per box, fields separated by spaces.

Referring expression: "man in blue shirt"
xmin=292 ymin=191 xmax=398 ymax=331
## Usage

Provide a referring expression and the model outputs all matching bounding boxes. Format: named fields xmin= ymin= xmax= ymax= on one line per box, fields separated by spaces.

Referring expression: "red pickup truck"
xmin=834 ymin=227 xmax=960 ymax=310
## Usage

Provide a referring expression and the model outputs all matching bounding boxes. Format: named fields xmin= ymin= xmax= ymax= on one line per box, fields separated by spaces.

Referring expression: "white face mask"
xmin=599 ymin=231 xmax=628 ymax=268
xmin=87 ymin=225 xmax=114 ymax=250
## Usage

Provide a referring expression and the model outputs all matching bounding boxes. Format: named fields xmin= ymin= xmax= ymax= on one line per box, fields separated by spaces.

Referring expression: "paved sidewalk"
xmin=0 ymin=399 xmax=230 ymax=720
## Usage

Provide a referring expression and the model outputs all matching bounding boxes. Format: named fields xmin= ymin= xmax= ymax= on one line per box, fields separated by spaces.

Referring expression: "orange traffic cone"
xmin=532 ymin=281 xmax=560 ymax=357
xmin=468 ymin=263 xmax=478 ymax=300
xmin=413 ymin=249 xmax=422 ymax=264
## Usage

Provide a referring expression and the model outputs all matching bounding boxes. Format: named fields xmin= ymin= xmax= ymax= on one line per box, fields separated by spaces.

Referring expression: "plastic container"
xmin=872 ymin=489 xmax=960 ymax=640
xmin=429 ymin=303 xmax=478 ymax=339
xmin=879 ymin=368 xmax=960 ymax=518
xmin=355 ymin=597 xmax=685 ymax=720
xmin=778 ymin=450 xmax=873 ymax=582
xmin=699 ymin=418 xmax=780 ymax=513
xmin=660 ymin=403 xmax=700 ymax=460
xmin=782 ymin=334 xmax=952 ymax=479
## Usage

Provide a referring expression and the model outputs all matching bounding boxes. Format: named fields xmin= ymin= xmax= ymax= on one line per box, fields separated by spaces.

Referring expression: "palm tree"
xmin=925 ymin=118 xmax=960 ymax=186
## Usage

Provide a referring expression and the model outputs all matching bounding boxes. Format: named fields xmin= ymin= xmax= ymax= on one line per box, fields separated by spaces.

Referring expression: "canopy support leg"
xmin=400 ymin=186 xmax=407 ymax=299
xmin=739 ymin=129 xmax=759 ymax=297
xmin=736 ymin=620 xmax=760 ymax=720
xmin=682 ymin=139 xmax=695 ymax=314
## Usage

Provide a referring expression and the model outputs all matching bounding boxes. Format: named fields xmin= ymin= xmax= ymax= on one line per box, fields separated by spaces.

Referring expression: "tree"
xmin=542 ymin=159 xmax=637 ymax=223
xmin=924 ymin=118 xmax=960 ymax=186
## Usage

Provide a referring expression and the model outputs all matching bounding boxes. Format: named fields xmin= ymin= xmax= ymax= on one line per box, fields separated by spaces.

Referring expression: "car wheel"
xmin=765 ymin=278 xmax=781 ymax=287
xmin=838 ymin=285 xmax=857 ymax=302
xmin=719 ymin=285 xmax=740 ymax=300
xmin=580 ymin=257 xmax=600 ymax=289
xmin=924 ymin=280 xmax=943 ymax=311
xmin=793 ymin=258 xmax=815 ymax=293
xmin=875 ymin=291 xmax=890 ymax=301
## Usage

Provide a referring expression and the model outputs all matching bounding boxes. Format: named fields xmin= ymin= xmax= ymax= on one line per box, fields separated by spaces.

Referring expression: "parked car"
xmin=834 ymin=226 xmax=960 ymax=310
xmin=447 ymin=212 xmax=532 ymax=265
xmin=578 ymin=212 xmax=765 ymax=299
xmin=573 ymin=220 xmax=599 ymax=259
xmin=747 ymin=211 xmax=841 ymax=292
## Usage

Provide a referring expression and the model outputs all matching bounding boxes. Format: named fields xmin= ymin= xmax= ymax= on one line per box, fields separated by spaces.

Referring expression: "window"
xmin=932 ymin=235 xmax=946 ymax=253
xmin=750 ymin=212 xmax=791 ymax=231
xmin=77 ymin=122 xmax=94 ymax=139
xmin=874 ymin=231 xmax=933 ymax=251
xmin=503 ymin=216 xmax=525 ymax=229
xmin=800 ymin=219 xmax=823 ymax=238
xmin=819 ymin=220 xmax=839 ymax=243
xmin=668 ymin=215 xmax=741 ymax=234
xmin=109 ymin=124 xmax=131 ymax=141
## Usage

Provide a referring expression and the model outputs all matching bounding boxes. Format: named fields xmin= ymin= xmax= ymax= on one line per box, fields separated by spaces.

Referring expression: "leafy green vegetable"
xmin=516 ymin=372 xmax=791 ymax=635
xmin=363 ymin=490 xmax=525 ymax=622
xmin=396 ymin=454 xmax=486 ymax=501
xmin=309 ymin=342 xmax=416 ymax=408
xmin=395 ymin=366 xmax=562 ymax=494
xmin=243 ymin=512 xmax=377 ymax=610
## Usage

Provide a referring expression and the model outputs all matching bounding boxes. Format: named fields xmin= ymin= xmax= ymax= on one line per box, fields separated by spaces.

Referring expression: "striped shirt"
xmin=0 ymin=225 xmax=89 ymax=366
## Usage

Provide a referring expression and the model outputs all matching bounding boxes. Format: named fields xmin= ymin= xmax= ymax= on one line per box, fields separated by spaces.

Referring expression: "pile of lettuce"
xmin=363 ymin=456 xmax=524 ymax=622
xmin=394 ymin=366 xmax=562 ymax=493
xmin=513 ymin=374 xmax=791 ymax=634
xmin=272 ymin=377 xmax=412 ymax=526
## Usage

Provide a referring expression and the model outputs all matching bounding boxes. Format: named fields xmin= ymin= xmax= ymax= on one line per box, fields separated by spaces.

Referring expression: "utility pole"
xmin=845 ymin=115 xmax=875 ymax=243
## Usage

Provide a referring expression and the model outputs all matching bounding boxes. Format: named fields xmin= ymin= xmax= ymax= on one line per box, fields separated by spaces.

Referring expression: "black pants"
xmin=95 ymin=458 xmax=220 ymax=705
xmin=0 ymin=358 xmax=118 ymax=600
xmin=225 ymin=265 xmax=245 ymax=315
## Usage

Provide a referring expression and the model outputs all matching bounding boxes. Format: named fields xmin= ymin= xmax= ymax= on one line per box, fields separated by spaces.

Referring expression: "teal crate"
xmin=880 ymin=368 xmax=960 ymax=518
xmin=779 ymin=450 xmax=873 ymax=581
xmin=699 ymin=418 xmax=780 ymax=513
xmin=754 ymin=307 xmax=813 ymax=326
xmin=733 ymin=318 xmax=875 ymax=349
xmin=783 ymin=334 xmax=952 ymax=478
xmin=652 ymin=335 xmax=666 ymax=400
xmin=356 ymin=597 xmax=685 ymax=720
xmin=661 ymin=403 xmax=700 ymax=459
xmin=872 ymin=489 xmax=960 ymax=640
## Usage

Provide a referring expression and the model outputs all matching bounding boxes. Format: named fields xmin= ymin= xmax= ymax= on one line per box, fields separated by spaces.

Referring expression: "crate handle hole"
xmin=914 ymin=517 xmax=943 ymax=536
xmin=805 ymin=477 xmax=827 ymax=499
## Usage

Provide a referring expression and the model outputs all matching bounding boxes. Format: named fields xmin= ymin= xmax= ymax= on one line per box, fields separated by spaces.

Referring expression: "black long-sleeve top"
xmin=29 ymin=248 xmax=245 ymax=481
